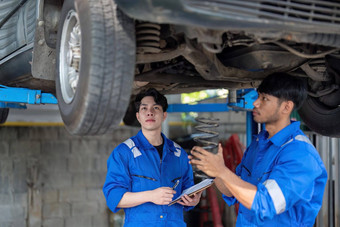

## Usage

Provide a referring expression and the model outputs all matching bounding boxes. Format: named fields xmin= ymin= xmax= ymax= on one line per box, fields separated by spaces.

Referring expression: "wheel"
xmin=56 ymin=0 xmax=135 ymax=135
xmin=298 ymin=96 xmax=340 ymax=137
xmin=0 ymin=108 xmax=9 ymax=124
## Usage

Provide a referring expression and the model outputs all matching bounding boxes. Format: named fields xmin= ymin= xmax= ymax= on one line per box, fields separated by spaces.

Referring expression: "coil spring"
xmin=193 ymin=117 xmax=219 ymax=178
xmin=136 ymin=23 xmax=161 ymax=54
xmin=193 ymin=117 xmax=219 ymax=152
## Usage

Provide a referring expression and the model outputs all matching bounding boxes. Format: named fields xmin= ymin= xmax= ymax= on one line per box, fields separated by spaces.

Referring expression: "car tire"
xmin=56 ymin=0 xmax=135 ymax=135
xmin=0 ymin=108 xmax=9 ymax=124
xmin=298 ymin=96 xmax=340 ymax=137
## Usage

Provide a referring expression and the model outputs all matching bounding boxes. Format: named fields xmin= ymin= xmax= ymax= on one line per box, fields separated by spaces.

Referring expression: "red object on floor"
xmin=222 ymin=134 xmax=244 ymax=172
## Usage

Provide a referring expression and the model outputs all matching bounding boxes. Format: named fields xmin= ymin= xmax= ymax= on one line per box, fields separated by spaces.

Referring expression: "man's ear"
xmin=163 ymin=112 xmax=168 ymax=121
xmin=282 ymin=100 xmax=294 ymax=114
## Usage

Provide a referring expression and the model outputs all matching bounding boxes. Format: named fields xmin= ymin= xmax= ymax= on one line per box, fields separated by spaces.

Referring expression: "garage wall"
xmin=0 ymin=126 xmax=138 ymax=227
xmin=1 ymin=117 xmax=337 ymax=227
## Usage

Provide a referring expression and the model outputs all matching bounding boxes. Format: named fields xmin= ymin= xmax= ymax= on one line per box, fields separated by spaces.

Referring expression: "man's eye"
xmin=262 ymin=97 xmax=267 ymax=101
xmin=155 ymin=106 xmax=160 ymax=110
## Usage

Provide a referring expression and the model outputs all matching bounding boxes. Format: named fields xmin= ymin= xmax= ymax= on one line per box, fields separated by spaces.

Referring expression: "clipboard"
xmin=168 ymin=178 xmax=214 ymax=206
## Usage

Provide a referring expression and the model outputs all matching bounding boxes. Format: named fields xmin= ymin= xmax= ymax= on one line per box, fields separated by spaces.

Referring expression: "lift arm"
xmin=0 ymin=85 xmax=57 ymax=109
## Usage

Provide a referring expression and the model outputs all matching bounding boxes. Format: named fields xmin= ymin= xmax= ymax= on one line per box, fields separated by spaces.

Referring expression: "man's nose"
xmin=147 ymin=109 xmax=154 ymax=116
xmin=253 ymin=98 xmax=259 ymax=108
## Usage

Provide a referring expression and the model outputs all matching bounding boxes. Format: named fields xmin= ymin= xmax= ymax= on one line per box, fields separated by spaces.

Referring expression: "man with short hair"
xmin=190 ymin=73 xmax=327 ymax=226
xmin=103 ymin=88 xmax=201 ymax=227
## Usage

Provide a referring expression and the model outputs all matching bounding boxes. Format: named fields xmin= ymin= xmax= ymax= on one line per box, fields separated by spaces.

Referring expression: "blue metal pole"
xmin=246 ymin=111 xmax=253 ymax=147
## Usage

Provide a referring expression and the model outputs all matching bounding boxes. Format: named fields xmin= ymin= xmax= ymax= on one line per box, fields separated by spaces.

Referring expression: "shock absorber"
xmin=136 ymin=22 xmax=161 ymax=53
xmin=193 ymin=117 xmax=219 ymax=178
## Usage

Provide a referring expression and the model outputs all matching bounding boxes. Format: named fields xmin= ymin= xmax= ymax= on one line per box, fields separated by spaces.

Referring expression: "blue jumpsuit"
xmin=224 ymin=121 xmax=327 ymax=226
xmin=103 ymin=130 xmax=194 ymax=227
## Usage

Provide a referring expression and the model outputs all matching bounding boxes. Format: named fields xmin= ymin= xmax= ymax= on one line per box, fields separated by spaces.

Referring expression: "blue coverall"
xmin=103 ymin=130 xmax=194 ymax=227
xmin=224 ymin=121 xmax=327 ymax=226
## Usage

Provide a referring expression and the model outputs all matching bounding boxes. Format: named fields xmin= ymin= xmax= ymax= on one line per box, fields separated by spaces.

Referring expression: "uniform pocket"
xmin=171 ymin=177 xmax=181 ymax=183
xmin=132 ymin=174 xmax=157 ymax=181
xmin=257 ymin=171 xmax=272 ymax=182
xmin=240 ymin=164 xmax=252 ymax=178
xmin=131 ymin=174 xmax=158 ymax=192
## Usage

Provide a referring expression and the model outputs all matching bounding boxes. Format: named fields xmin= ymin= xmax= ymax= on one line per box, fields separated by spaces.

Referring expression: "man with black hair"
xmin=103 ymin=88 xmax=201 ymax=226
xmin=189 ymin=73 xmax=327 ymax=226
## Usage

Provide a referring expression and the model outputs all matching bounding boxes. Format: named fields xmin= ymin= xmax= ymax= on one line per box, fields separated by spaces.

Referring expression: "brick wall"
xmin=0 ymin=126 xmax=138 ymax=227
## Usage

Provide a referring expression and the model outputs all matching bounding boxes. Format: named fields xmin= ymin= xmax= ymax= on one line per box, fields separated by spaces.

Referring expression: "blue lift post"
xmin=0 ymin=85 xmax=58 ymax=109
xmin=167 ymin=89 xmax=258 ymax=146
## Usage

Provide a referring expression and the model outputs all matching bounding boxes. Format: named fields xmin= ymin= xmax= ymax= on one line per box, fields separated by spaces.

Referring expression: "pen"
xmin=172 ymin=180 xmax=179 ymax=190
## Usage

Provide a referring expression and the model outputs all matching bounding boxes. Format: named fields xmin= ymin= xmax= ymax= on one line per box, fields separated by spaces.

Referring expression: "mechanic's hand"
xmin=150 ymin=187 xmax=176 ymax=205
xmin=177 ymin=191 xmax=203 ymax=207
xmin=189 ymin=143 xmax=227 ymax=178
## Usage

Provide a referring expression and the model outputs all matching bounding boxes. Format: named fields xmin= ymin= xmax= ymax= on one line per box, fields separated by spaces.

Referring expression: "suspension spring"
xmin=136 ymin=22 xmax=161 ymax=54
xmin=193 ymin=117 xmax=219 ymax=179
xmin=193 ymin=117 xmax=219 ymax=153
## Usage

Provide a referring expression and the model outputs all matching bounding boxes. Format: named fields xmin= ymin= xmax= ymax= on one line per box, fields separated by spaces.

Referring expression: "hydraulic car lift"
xmin=0 ymin=85 xmax=258 ymax=144
xmin=0 ymin=85 xmax=57 ymax=109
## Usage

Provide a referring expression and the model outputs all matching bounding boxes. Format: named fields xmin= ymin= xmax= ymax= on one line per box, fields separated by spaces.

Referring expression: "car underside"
xmin=0 ymin=0 xmax=339 ymax=137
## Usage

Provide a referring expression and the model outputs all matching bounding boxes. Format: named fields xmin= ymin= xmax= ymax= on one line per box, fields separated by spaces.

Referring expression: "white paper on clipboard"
xmin=169 ymin=178 xmax=214 ymax=206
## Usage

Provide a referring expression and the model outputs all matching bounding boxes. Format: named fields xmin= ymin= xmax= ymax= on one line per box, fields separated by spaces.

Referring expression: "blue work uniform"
xmin=103 ymin=130 xmax=194 ymax=227
xmin=224 ymin=121 xmax=327 ymax=226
